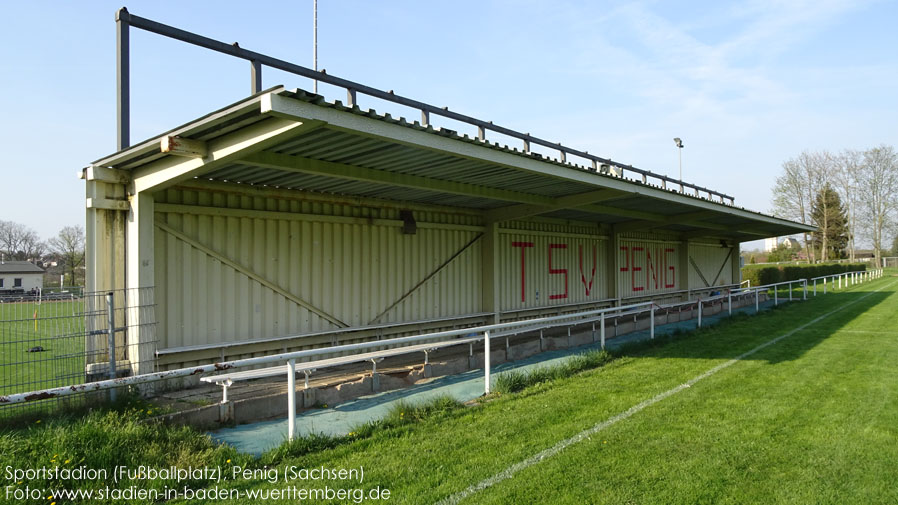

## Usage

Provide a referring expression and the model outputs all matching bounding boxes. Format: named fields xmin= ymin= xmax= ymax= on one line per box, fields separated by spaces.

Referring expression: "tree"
xmin=0 ymin=220 xmax=44 ymax=261
xmin=810 ymin=185 xmax=849 ymax=261
xmin=771 ymin=151 xmax=830 ymax=263
xmin=857 ymin=145 xmax=898 ymax=264
xmin=48 ymin=225 xmax=85 ymax=287
xmin=832 ymin=149 xmax=863 ymax=261
xmin=892 ymin=234 xmax=898 ymax=256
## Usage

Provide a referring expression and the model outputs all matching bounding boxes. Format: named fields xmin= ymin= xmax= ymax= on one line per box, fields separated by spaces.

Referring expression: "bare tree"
xmin=771 ymin=151 xmax=829 ymax=262
xmin=0 ymin=220 xmax=44 ymax=262
xmin=857 ymin=145 xmax=898 ymax=264
xmin=832 ymin=149 xmax=863 ymax=261
xmin=48 ymin=225 xmax=85 ymax=286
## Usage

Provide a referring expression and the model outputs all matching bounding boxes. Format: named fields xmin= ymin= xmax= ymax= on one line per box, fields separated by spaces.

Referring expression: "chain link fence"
xmin=0 ymin=287 xmax=156 ymax=418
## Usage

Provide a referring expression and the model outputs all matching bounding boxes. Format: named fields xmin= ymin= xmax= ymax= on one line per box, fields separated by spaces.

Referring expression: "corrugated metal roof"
xmin=89 ymin=87 xmax=813 ymax=243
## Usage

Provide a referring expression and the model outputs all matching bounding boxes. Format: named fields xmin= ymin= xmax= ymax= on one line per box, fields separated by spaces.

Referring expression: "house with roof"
xmin=0 ymin=261 xmax=44 ymax=293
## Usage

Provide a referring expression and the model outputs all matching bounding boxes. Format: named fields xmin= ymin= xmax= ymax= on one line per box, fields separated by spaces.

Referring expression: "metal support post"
xmin=755 ymin=289 xmax=759 ymax=312
xmin=484 ymin=330 xmax=491 ymax=395
xmin=106 ymin=292 xmax=117 ymax=402
xmin=728 ymin=291 xmax=732 ymax=315
xmin=116 ymin=8 xmax=130 ymax=150
xmin=803 ymin=279 xmax=807 ymax=300
xmin=788 ymin=281 xmax=793 ymax=301
xmin=250 ymin=59 xmax=262 ymax=94
xmin=774 ymin=288 xmax=778 ymax=306
xmin=813 ymin=279 xmax=817 ymax=296
xmin=287 ymin=358 xmax=296 ymax=441
xmin=600 ymin=313 xmax=605 ymax=350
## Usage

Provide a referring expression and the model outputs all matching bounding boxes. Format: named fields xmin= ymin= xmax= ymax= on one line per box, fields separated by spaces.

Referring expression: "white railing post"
xmin=484 ymin=330 xmax=491 ymax=395
xmin=774 ymin=287 xmax=778 ymax=306
xmin=824 ymin=277 xmax=827 ymax=294
xmin=813 ymin=279 xmax=817 ymax=296
xmin=600 ymin=313 xmax=605 ymax=350
xmin=788 ymin=281 xmax=793 ymax=301
xmin=287 ymin=358 xmax=296 ymax=441
xmin=802 ymin=279 xmax=807 ymax=301
xmin=650 ymin=305 xmax=655 ymax=339
xmin=697 ymin=299 xmax=702 ymax=328
xmin=755 ymin=289 xmax=759 ymax=312
xmin=727 ymin=290 xmax=732 ymax=315
xmin=839 ymin=274 xmax=842 ymax=289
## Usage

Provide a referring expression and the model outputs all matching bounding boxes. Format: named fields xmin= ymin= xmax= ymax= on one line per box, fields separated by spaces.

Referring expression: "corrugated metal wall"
xmin=154 ymin=188 xmax=482 ymax=350
xmin=688 ymin=242 xmax=735 ymax=288
xmin=499 ymin=228 xmax=610 ymax=311
xmin=618 ymin=237 xmax=681 ymax=297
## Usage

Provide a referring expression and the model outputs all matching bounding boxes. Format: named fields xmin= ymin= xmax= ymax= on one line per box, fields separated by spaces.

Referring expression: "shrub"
xmin=742 ymin=262 xmax=867 ymax=286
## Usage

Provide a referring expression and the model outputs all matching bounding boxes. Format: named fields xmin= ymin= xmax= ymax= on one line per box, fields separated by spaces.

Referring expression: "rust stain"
xmin=0 ymin=396 xmax=9 ymax=403
xmin=25 ymin=392 xmax=57 ymax=401
xmin=214 ymin=363 xmax=233 ymax=371
xmin=189 ymin=368 xmax=205 ymax=376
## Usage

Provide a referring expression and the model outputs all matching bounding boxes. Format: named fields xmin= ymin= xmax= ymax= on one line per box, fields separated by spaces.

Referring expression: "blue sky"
xmin=1 ymin=0 xmax=896 ymax=250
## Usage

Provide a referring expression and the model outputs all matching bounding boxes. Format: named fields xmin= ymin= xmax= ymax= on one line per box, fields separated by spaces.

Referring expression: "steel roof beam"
xmin=240 ymin=151 xmax=556 ymax=206
xmin=130 ymin=119 xmax=324 ymax=194
xmin=484 ymin=189 xmax=629 ymax=223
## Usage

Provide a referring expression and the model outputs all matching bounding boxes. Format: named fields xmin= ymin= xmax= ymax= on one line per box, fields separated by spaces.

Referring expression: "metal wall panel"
xmin=618 ymin=238 xmax=681 ymax=297
xmin=499 ymin=230 xmax=610 ymax=311
xmin=688 ymin=242 xmax=735 ymax=288
xmin=154 ymin=188 xmax=481 ymax=350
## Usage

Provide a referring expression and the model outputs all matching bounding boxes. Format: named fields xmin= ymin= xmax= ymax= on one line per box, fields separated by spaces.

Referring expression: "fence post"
xmin=813 ymin=279 xmax=817 ymax=296
xmin=803 ymin=279 xmax=807 ymax=300
xmin=650 ymin=305 xmax=655 ymax=339
xmin=287 ymin=358 xmax=296 ymax=441
xmin=600 ymin=313 xmax=605 ymax=350
xmin=727 ymin=290 xmax=732 ymax=315
xmin=774 ymin=287 xmax=778 ymax=306
xmin=106 ymin=292 xmax=117 ymax=402
xmin=697 ymin=299 xmax=702 ymax=328
xmin=484 ymin=330 xmax=491 ymax=395
xmin=755 ymin=289 xmax=759 ymax=313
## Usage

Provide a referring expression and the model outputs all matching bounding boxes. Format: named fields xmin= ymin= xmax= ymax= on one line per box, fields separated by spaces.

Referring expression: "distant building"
xmin=0 ymin=261 xmax=45 ymax=293
xmin=764 ymin=237 xmax=779 ymax=252
xmin=782 ymin=237 xmax=801 ymax=249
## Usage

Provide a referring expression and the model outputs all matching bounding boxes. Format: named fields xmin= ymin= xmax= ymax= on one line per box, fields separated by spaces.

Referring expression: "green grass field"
xmin=1 ymin=272 xmax=894 ymax=504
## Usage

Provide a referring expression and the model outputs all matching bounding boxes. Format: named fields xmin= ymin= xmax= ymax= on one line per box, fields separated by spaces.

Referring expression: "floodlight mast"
xmin=673 ymin=137 xmax=684 ymax=183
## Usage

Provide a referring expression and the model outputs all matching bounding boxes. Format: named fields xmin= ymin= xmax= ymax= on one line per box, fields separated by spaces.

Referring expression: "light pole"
xmin=673 ymin=137 xmax=684 ymax=181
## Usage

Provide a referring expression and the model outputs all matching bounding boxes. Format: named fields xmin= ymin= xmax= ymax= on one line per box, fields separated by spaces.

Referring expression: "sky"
xmin=1 ymin=0 xmax=896 ymax=250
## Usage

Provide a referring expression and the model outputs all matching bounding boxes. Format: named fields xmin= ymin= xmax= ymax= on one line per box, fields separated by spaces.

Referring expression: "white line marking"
xmin=435 ymin=280 xmax=897 ymax=505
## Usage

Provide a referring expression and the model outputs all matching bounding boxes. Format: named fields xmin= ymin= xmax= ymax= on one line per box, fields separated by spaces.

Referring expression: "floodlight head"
xmin=673 ymin=137 xmax=683 ymax=148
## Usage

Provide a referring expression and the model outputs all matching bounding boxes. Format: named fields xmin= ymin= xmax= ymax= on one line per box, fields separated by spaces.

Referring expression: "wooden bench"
xmin=200 ymin=335 xmax=482 ymax=403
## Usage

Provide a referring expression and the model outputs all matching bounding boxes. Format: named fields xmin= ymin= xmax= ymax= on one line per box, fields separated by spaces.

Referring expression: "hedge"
xmin=741 ymin=263 xmax=867 ymax=287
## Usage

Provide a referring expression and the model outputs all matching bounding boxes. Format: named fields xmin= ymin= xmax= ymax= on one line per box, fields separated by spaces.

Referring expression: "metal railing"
xmin=6 ymin=271 xmax=885 ymax=432
xmin=112 ymin=8 xmax=735 ymax=205
xmin=810 ymin=269 xmax=883 ymax=295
